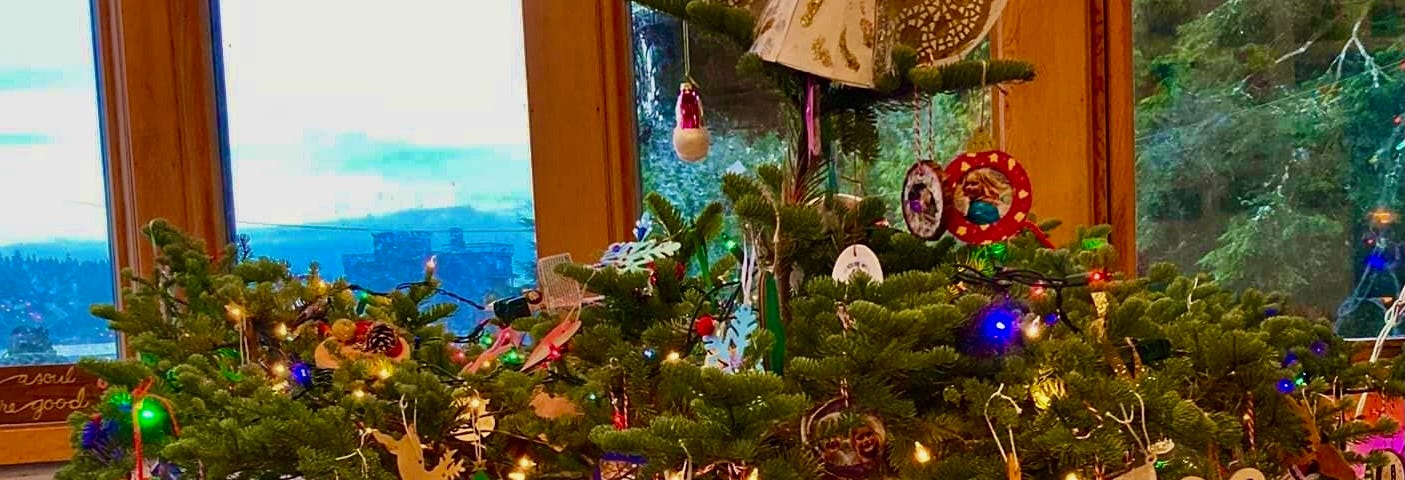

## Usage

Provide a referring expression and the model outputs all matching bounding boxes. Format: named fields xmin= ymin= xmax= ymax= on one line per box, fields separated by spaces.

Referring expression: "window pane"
xmin=218 ymin=1 xmax=537 ymax=333
xmin=628 ymin=4 xmax=985 ymax=222
xmin=1134 ymin=1 xmax=1405 ymax=336
xmin=0 ymin=1 xmax=116 ymax=365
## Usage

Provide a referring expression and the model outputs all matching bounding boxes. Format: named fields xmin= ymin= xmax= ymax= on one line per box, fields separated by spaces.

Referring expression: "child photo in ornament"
xmin=901 ymin=161 xmax=946 ymax=240
xmin=954 ymin=167 xmax=1013 ymax=225
xmin=803 ymin=397 xmax=889 ymax=479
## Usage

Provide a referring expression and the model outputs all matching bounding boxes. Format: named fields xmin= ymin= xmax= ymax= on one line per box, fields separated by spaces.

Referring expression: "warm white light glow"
xmin=913 ymin=441 xmax=932 ymax=464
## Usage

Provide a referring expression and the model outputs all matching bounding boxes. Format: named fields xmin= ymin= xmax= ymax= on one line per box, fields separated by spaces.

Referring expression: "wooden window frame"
xmin=993 ymin=0 xmax=1136 ymax=274
xmin=0 ymin=0 xmax=636 ymax=465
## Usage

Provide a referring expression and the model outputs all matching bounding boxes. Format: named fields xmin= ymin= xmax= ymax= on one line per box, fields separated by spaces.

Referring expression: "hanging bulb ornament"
xmin=673 ymin=81 xmax=710 ymax=162
xmin=672 ymin=22 xmax=708 ymax=162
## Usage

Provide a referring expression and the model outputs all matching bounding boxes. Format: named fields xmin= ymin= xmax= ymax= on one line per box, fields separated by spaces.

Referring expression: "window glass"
xmin=218 ymin=1 xmax=537 ymax=333
xmin=0 ymin=1 xmax=116 ymax=365
xmin=1134 ymin=1 xmax=1405 ymax=336
xmin=628 ymin=4 xmax=985 ymax=222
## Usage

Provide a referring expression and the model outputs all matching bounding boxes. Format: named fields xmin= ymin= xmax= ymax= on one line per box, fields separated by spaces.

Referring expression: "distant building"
xmin=342 ymin=228 xmax=514 ymax=330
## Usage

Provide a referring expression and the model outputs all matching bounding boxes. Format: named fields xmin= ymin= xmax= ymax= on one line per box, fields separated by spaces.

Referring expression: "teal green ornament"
xmin=1082 ymin=238 xmax=1108 ymax=250
xmin=471 ymin=471 xmax=490 ymax=480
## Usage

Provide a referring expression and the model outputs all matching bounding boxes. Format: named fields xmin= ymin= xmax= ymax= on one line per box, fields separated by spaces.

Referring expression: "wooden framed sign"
xmin=0 ymin=365 xmax=103 ymax=425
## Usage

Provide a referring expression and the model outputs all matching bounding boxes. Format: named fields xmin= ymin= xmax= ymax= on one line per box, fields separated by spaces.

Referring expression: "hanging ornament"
xmin=705 ymin=308 xmax=758 ymax=372
xmin=449 ymin=391 xmax=496 ymax=444
xmin=598 ymin=239 xmax=682 ymax=273
xmin=694 ymin=314 xmax=717 ymax=337
xmin=903 ymin=92 xmax=948 ymax=241
xmin=831 ymin=245 xmax=884 ymax=284
xmin=801 ymin=393 xmax=889 ymax=479
xmin=672 ymin=19 xmax=709 ymax=163
xmin=530 ymin=389 xmax=581 ymax=419
xmin=943 ymin=149 xmax=1048 ymax=247
xmin=902 ymin=161 xmax=948 ymax=241
xmin=1283 ymin=396 xmax=1355 ymax=480
xmin=1104 ymin=393 xmax=1170 ymax=480
xmin=372 ymin=416 xmax=467 ymax=480
xmin=674 ymin=81 xmax=710 ymax=162
xmin=983 ymin=385 xmax=1022 ymax=480
xmin=1348 ymin=392 xmax=1405 ymax=477
xmin=610 ymin=385 xmax=631 ymax=430
xmin=521 ymin=311 xmax=581 ymax=371
xmin=1029 ymin=371 xmax=1066 ymax=410
xmin=944 ymin=67 xmax=1052 ymax=247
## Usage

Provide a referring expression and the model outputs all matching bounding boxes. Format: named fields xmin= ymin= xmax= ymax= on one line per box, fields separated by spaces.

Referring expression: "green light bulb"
xmin=502 ymin=349 xmax=525 ymax=367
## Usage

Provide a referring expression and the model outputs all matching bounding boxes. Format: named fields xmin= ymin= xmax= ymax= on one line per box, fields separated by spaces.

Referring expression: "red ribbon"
xmin=1023 ymin=221 xmax=1056 ymax=249
xmin=130 ymin=378 xmax=181 ymax=480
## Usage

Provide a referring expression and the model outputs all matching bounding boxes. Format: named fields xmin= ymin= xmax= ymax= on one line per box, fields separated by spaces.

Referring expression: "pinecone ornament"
xmin=363 ymin=324 xmax=398 ymax=354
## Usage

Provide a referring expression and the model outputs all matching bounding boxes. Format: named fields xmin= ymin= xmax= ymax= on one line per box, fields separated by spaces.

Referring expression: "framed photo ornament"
xmin=901 ymin=160 xmax=947 ymax=240
xmin=942 ymin=150 xmax=1053 ymax=248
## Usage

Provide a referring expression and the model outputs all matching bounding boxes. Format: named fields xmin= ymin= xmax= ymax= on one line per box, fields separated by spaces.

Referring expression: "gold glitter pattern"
xmin=800 ymin=0 xmax=824 ymax=27
xmin=860 ymin=18 xmax=875 ymax=48
xmin=810 ymin=37 xmax=833 ymax=67
xmin=898 ymin=0 xmax=1008 ymax=65
xmin=838 ymin=28 xmax=860 ymax=71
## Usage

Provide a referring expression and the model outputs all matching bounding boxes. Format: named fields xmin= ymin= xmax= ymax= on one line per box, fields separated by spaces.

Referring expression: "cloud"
xmin=0 ymin=133 xmax=52 ymax=145
xmin=2 ymin=0 xmax=539 ymax=247
xmin=0 ymin=69 xmax=73 ymax=92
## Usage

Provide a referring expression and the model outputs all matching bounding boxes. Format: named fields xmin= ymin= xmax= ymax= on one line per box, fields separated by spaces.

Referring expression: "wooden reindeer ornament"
xmin=372 ymin=401 xmax=467 ymax=480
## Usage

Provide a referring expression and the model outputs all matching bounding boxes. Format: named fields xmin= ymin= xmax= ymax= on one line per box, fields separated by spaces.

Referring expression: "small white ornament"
xmin=832 ymin=245 xmax=884 ymax=283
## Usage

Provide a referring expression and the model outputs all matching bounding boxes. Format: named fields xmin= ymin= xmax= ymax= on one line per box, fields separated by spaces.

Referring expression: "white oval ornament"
xmin=901 ymin=161 xmax=947 ymax=240
xmin=833 ymin=245 xmax=884 ymax=283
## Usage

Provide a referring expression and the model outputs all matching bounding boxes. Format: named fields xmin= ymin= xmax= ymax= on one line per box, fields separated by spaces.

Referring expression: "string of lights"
xmin=952 ymin=264 xmax=1096 ymax=334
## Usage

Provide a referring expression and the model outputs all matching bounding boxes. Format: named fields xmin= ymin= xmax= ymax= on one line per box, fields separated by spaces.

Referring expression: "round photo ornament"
xmin=801 ymin=395 xmax=889 ymax=479
xmin=942 ymin=149 xmax=1053 ymax=248
xmin=901 ymin=161 xmax=947 ymax=240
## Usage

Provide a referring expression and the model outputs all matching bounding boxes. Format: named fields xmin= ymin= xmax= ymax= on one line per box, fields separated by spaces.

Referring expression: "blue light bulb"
xmin=1367 ymin=252 xmax=1390 ymax=270
xmin=1276 ymin=378 xmax=1295 ymax=394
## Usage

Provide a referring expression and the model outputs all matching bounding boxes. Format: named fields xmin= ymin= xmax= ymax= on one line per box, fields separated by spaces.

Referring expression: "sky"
xmin=0 ymin=0 xmax=535 ymax=246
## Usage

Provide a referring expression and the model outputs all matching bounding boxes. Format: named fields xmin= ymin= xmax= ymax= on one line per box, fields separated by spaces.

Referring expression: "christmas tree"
xmin=60 ymin=1 xmax=1405 ymax=479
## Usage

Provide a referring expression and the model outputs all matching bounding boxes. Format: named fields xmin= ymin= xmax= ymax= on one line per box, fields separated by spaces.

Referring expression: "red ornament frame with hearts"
xmin=942 ymin=150 xmax=1046 ymax=246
